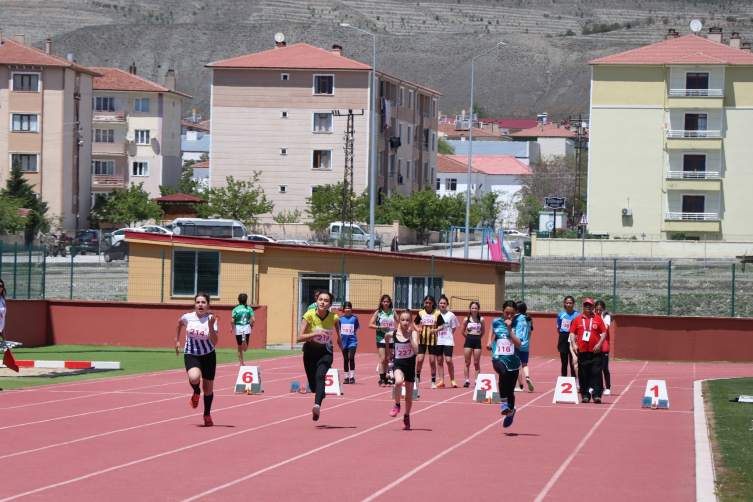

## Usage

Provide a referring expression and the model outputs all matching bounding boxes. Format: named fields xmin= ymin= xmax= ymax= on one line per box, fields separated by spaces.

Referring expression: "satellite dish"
xmin=690 ymin=19 xmax=703 ymax=33
xmin=274 ymin=33 xmax=285 ymax=43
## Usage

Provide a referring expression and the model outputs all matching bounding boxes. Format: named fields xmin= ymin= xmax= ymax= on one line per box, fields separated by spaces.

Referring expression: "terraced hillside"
xmin=3 ymin=0 xmax=753 ymax=118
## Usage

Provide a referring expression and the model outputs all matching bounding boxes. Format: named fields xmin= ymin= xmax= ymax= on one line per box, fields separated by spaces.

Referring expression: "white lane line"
xmin=360 ymin=389 xmax=554 ymax=502
xmin=532 ymin=361 xmax=648 ymax=502
xmin=180 ymin=390 xmax=472 ymax=502
xmin=694 ymin=380 xmax=718 ymax=502
xmin=0 ymin=389 xmax=391 ymax=502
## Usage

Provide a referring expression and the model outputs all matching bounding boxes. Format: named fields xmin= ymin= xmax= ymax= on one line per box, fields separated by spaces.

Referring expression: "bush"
xmin=669 ymin=232 xmax=686 ymax=241
xmin=582 ymin=22 xmax=621 ymax=35
xmin=565 ymin=29 xmax=575 ymax=36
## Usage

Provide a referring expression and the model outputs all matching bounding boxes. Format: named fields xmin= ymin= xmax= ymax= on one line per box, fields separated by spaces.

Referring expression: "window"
xmin=684 ymin=113 xmax=707 ymax=136
xmin=389 ymin=154 xmax=396 ymax=178
xmin=134 ymin=98 xmax=150 ymax=113
xmin=313 ymin=113 xmax=333 ymax=132
xmin=314 ymin=75 xmax=334 ymax=95
xmin=12 ymin=114 xmax=38 ymax=132
xmin=682 ymin=195 xmax=705 ymax=214
xmin=415 ymin=93 xmax=420 ymax=115
xmin=378 ymin=153 xmax=384 ymax=177
xmin=12 ymin=154 xmax=38 ymax=172
xmin=406 ymin=160 xmax=411 ymax=182
xmin=135 ymin=130 xmax=150 ymax=144
xmin=433 ymin=98 xmax=438 ymax=118
xmin=445 ymin=178 xmax=457 ymax=191
xmin=398 ymin=123 xmax=403 ymax=143
xmin=408 ymin=90 xmax=414 ymax=110
xmin=436 ymin=178 xmax=441 ymax=191
xmin=281 ymin=73 xmax=290 ymax=81
xmin=172 ymin=250 xmax=220 ymax=297
xmin=432 ymin=133 xmax=436 ymax=151
xmin=313 ymin=150 xmax=331 ymax=170
xmin=400 ymin=87 xmax=405 ymax=107
xmin=279 ymin=185 xmax=287 ymax=193
xmin=13 ymin=73 xmax=39 ymax=92
xmin=686 ymin=72 xmax=709 ymax=90
xmin=94 ymin=97 xmax=115 ymax=111
xmin=407 ymin=126 xmax=412 ymax=144
xmin=311 ymin=185 xmax=325 ymax=196
xmin=413 ymin=161 xmax=418 ymax=182
xmin=431 ymin=167 xmax=435 ymax=187
xmin=414 ymin=127 xmax=418 ymax=149
xmin=93 ymin=129 xmax=115 ymax=143
xmin=424 ymin=162 xmax=429 ymax=180
xmin=92 ymin=160 xmax=115 ymax=175
xmin=394 ymin=276 xmax=443 ymax=309
xmin=132 ymin=161 xmax=148 ymax=176
xmin=300 ymin=273 xmax=347 ymax=313
xmin=281 ymin=111 xmax=289 ymax=118
xmin=280 ymin=148 xmax=288 ymax=155
xmin=423 ymin=129 xmax=430 ymax=151
xmin=398 ymin=159 xmax=403 ymax=184
xmin=683 ymin=154 xmax=706 ymax=175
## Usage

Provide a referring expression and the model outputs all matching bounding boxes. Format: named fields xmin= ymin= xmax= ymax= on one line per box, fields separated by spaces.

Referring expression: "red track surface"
xmin=1 ymin=353 xmax=751 ymax=501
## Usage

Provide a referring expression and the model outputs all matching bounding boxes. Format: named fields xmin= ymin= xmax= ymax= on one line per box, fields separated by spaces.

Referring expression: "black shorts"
xmin=393 ymin=356 xmax=417 ymax=383
xmin=376 ymin=341 xmax=394 ymax=349
xmin=435 ymin=345 xmax=453 ymax=357
xmin=464 ymin=335 xmax=482 ymax=350
xmin=557 ymin=331 xmax=572 ymax=353
xmin=235 ymin=333 xmax=250 ymax=345
xmin=184 ymin=351 xmax=217 ymax=380
xmin=418 ymin=343 xmax=432 ymax=355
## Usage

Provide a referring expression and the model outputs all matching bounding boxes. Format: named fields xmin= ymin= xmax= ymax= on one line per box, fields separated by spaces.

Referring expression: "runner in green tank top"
xmin=369 ymin=295 xmax=399 ymax=387
xmin=231 ymin=293 xmax=255 ymax=366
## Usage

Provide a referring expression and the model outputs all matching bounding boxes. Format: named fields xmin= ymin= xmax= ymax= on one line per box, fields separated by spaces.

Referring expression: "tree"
xmin=388 ymin=186 xmax=444 ymax=243
xmin=305 ymin=183 xmax=371 ymax=231
xmin=202 ymin=173 xmax=273 ymax=226
xmin=472 ymin=101 xmax=489 ymax=119
xmin=0 ymin=196 xmax=25 ymax=234
xmin=515 ymin=155 xmax=579 ymax=232
xmin=2 ymin=159 xmax=49 ymax=243
xmin=273 ymin=209 xmax=302 ymax=224
xmin=159 ymin=157 xmax=207 ymax=198
xmin=474 ymin=191 xmax=501 ymax=229
xmin=437 ymin=136 xmax=455 ymax=155
xmin=103 ymin=183 xmax=163 ymax=227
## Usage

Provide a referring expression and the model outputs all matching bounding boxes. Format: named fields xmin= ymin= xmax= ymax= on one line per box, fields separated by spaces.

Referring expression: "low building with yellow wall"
xmin=125 ymin=231 xmax=517 ymax=344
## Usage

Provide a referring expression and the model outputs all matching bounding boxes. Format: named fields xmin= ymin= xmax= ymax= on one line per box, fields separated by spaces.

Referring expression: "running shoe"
xmin=463 ymin=381 xmax=470 ymax=388
xmin=593 ymin=397 xmax=602 ymax=404
xmin=203 ymin=415 xmax=213 ymax=427
xmin=415 ymin=375 xmax=421 ymax=386
xmin=431 ymin=381 xmax=438 ymax=389
xmin=378 ymin=379 xmax=386 ymax=387
xmin=502 ymin=407 xmax=516 ymax=428
xmin=581 ymin=396 xmax=590 ymax=403
xmin=436 ymin=381 xmax=445 ymax=388
xmin=190 ymin=393 xmax=200 ymax=409
xmin=451 ymin=380 xmax=458 ymax=388
xmin=500 ymin=402 xmax=512 ymax=415
xmin=344 ymin=378 xmax=350 ymax=385
xmin=350 ymin=377 xmax=356 ymax=384
xmin=390 ymin=403 xmax=401 ymax=417
xmin=312 ymin=404 xmax=321 ymax=421
xmin=604 ymin=389 xmax=611 ymax=396
xmin=403 ymin=415 xmax=411 ymax=430
xmin=514 ymin=386 xmax=524 ymax=392
xmin=388 ymin=377 xmax=395 ymax=385
xmin=526 ymin=377 xmax=535 ymax=392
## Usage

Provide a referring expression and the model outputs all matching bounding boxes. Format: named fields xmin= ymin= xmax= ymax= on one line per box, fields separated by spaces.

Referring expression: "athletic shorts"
xmin=436 ymin=345 xmax=453 ymax=358
xmin=519 ymin=350 xmax=529 ymax=364
xmin=376 ymin=341 xmax=394 ymax=349
xmin=393 ymin=356 xmax=416 ymax=383
xmin=341 ymin=334 xmax=358 ymax=349
xmin=184 ymin=351 xmax=217 ymax=380
xmin=464 ymin=335 xmax=482 ymax=350
xmin=235 ymin=332 xmax=251 ymax=345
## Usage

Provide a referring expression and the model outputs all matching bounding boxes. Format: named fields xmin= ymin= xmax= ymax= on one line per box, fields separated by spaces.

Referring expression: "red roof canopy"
xmin=510 ymin=123 xmax=577 ymax=138
xmin=0 ymin=38 xmax=101 ymax=76
xmin=207 ymin=43 xmax=372 ymax=70
xmin=589 ymin=34 xmax=753 ymax=65
xmin=438 ymin=154 xmax=532 ymax=176
xmin=92 ymin=67 xmax=192 ymax=98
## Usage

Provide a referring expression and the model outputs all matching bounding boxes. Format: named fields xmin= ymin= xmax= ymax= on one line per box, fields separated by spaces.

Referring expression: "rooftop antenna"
xmin=690 ymin=19 xmax=703 ymax=33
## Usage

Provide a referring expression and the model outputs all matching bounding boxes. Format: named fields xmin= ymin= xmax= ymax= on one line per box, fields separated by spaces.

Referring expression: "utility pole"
xmin=334 ymin=109 xmax=365 ymax=247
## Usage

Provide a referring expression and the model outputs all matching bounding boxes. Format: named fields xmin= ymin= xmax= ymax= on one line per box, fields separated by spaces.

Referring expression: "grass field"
xmin=0 ymin=345 xmax=298 ymax=391
xmin=706 ymin=378 xmax=753 ymax=501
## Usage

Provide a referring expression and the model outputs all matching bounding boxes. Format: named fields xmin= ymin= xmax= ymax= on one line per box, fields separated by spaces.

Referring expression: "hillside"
xmin=3 ymin=0 xmax=753 ymax=119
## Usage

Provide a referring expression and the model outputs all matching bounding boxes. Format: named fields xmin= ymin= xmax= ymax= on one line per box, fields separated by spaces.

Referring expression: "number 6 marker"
xmin=234 ymin=366 xmax=264 ymax=395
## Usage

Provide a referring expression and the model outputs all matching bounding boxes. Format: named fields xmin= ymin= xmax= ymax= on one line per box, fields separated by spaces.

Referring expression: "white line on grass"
xmin=694 ymin=380 xmax=718 ymax=502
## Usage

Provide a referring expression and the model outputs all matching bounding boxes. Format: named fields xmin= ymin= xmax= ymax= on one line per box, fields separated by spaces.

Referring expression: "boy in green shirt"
xmin=232 ymin=293 xmax=255 ymax=366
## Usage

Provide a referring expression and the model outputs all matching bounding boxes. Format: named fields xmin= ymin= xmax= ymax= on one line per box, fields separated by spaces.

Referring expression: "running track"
xmin=1 ymin=353 xmax=751 ymax=501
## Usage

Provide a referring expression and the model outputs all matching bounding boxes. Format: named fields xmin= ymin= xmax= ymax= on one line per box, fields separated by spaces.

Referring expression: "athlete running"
xmin=414 ymin=295 xmax=444 ymax=388
xmin=515 ymin=302 xmax=534 ymax=392
xmin=339 ymin=301 xmax=360 ymax=384
xmin=369 ymin=295 xmax=398 ymax=387
xmin=231 ymin=293 xmax=255 ymax=366
xmin=384 ymin=310 xmax=419 ymax=430
xmin=487 ymin=300 xmax=523 ymax=428
xmin=436 ymin=295 xmax=459 ymax=388
xmin=462 ymin=301 xmax=485 ymax=388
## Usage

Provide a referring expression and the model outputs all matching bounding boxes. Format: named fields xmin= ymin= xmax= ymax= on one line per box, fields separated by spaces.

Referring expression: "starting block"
xmin=324 ymin=369 xmax=344 ymax=396
xmin=643 ymin=380 xmax=669 ymax=409
xmin=290 ymin=381 xmax=301 ymax=393
xmin=305 ymin=382 xmax=311 ymax=393
xmin=234 ymin=366 xmax=264 ymax=394
xmin=473 ymin=374 xmax=498 ymax=403
xmin=391 ymin=381 xmax=420 ymax=401
xmin=552 ymin=377 xmax=579 ymax=404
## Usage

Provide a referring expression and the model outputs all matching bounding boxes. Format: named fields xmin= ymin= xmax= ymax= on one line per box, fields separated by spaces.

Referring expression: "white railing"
xmin=92 ymin=174 xmax=125 ymax=188
xmin=92 ymin=111 xmax=127 ymax=122
xmin=666 ymin=212 xmax=719 ymax=221
xmin=668 ymin=89 xmax=724 ymax=97
xmin=666 ymin=171 xmax=721 ymax=179
xmin=666 ymin=130 xmax=722 ymax=138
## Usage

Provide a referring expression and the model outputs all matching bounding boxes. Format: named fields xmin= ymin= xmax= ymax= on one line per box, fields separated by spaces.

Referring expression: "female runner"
xmin=175 ymin=293 xmax=220 ymax=427
xmin=298 ymin=291 xmax=341 ymax=421
xmin=385 ymin=310 xmax=419 ymax=430
xmin=414 ymin=295 xmax=444 ymax=388
xmin=231 ymin=293 xmax=255 ymax=366
xmin=461 ymin=301 xmax=485 ymax=388
xmin=515 ymin=302 xmax=534 ymax=392
xmin=556 ymin=296 xmax=579 ymax=381
xmin=369 ymin=295 xmax=398 ymax=387
xmin=339 ymin=301 xmax=360 ymax=384
xmin=436 ymin=295 xmax=459 ymax=388
xmin=594 ymin=300 xmax=612 ymax=396
xmin=486 ymin=300 xmax=523 ymax=428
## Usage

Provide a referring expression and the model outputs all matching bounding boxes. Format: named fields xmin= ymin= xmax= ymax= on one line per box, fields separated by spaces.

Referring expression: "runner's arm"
xmin=174 ymin=320 xmax=184 ymax=356
xmin=368 ymin=311 xmax=381 ymax=330
xmin=208 ymin=315 xmax=219 ymax=346
xmin=297 ymin=318 xmax=314 ymax=343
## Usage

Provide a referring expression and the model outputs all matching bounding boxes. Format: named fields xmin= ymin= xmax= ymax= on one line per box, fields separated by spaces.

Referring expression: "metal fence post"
xmin=0 ymin=241 xmax=3 ymax=278
xmin=42 ymin=245 xmax=47 ymax=300
xmin=160 ymin=248 xmax=165 ymax=303
xmin=27 ymin=245 xmax=32 ymax=299
xmin=667 ymin=260 xmax=672 ymax=316
xmin=731 ymin=263 xmax=736 ymax=318
xmin=612 ymin=259 xmax=617 ymax=313
xmin=430 ymin=255 xmax=434 ymax=294
xmin=70 ymin=250 xmax=75 ymax=300
xmin=251 ymin=251 xmax=256 ymax=304
xmin=341 ymin=252 xmax=345 ymax=302
xmin=521 ymin=256 xmax=525 ymax=302
xmin=13 ymin=242 xmax=18 ymax=299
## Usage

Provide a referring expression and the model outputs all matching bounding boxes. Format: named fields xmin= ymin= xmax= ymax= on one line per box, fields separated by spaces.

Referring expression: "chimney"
xmin=666 ymin=28 xmax=679 ymax=40
xmin=275 ymin=40 xmax=286 ymax=49
xmin=552 ymin=121 xmax=559 ymax=129
xmin=537 ymin=122 xmax=543 ymax=132
xmin=332 ymin=44 xmax=343 ymax=56
xmin=730 ymin=32 xmax=741 ymax=49
xmin=13 ymin=34 xmax=24 ymax=44
xmin=708 ymin=27 xmax=723 ymax=43
xmin=45 ymin=38 xmax=51 ymax=54
xmin=164 ymin=69 xmax=176 ymax=91
xmin=743 ymin=42 xmax=752 ymax=52
xmin=128 ymin=62 xmax=137 ymax=75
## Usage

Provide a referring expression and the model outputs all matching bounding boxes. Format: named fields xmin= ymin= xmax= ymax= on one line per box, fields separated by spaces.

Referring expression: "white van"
xmin=172 ymin=218 xmax=248 ymax=240
xmin=328 ymin=221 xmax=381 ymax=246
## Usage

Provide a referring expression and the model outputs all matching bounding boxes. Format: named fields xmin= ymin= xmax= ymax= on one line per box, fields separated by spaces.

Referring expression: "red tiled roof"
xmin=191 ymin=161 xmax=209 ymax=168
xmin=153 ymin=193 xmax=206 ymax=203
xmin=182 ymin=120 xmax=210 ymax=132
xmin=438 ymin=123 xmax=510 ymax=139
xmin=91 ymin=68 xmax=192 ymax=98
xmin=376 ymin=70 xmax=443 ymax=96
xmin=207 ymin=43 xmax=372 ymax=70
xmin=438 ymin=154 xmax=532 ymax=176
xmin=509 ymin=123 xmax=577 ymax=138
xmin=478 ymin=118 xmax=538 ymax=129
xmin=0 ymin=38 xmax=101 ymax=76
xmin=589 ymin=34 xmax=753 ymax=65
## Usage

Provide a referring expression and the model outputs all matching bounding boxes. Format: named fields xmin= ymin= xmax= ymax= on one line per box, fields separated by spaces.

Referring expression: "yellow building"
xmin=588 ymin=28 xmax=753 ymax=240
xmin=125 ymin=232 xmax=516 ymax=344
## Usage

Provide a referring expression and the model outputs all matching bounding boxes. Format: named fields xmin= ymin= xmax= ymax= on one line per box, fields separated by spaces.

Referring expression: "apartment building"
xmin=588 ymin=28 xmax=753 ymax=240
xmin=90 ymin=66 xmax=190 ymax=203
xmin=206 ymin=41 xmax=441 ymax=221
xmin=509 ymin=121 xmax=576 ymax=158
xmin=0 ymin=31 xmax=100 ymax=230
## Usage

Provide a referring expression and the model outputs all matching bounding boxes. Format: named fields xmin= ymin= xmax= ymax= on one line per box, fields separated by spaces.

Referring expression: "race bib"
xmin=437 ymin=327 xmax=451 ymax=342
xmin=341 ymin=324 xmax=354 ymax=336
xmin=395 ymin=344 xmax=415 ymax=359
xmin=421 ymin=314 xmax=436 ymax=326
xmin=495 ymin=338 xmax=514 ymax=356
xmin=187 ymin=327 xmax=208 ymax=338
xmin=582 ymin=331 xmax=591 ymax=342
xmin=467 ymin=322 xmax=481 ymax=332
xmin=379 ymin=318 xmax=394 ymax=330
xmin=313 ymin=328 xmax=333 ymax=344
xmin=561 ymin=318 xmax=571 ymax=331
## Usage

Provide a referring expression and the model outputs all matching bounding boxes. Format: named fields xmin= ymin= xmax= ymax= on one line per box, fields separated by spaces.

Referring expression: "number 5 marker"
xmin=324 ymin=369 xmax=344 ymax=396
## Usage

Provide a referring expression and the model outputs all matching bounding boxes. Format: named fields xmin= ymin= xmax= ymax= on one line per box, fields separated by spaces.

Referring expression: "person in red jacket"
xmin=568 ymin=298 xmax=608 ymax=403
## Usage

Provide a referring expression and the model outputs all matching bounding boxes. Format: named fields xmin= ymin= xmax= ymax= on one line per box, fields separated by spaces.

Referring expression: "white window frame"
xmin=394 ymin=276 xmax=444 ymax=310
xmin=135 ymin=130 xmax=150 ymax=145
xmin=682 ymin=111 xmax=708 ymax=131
xmin=11 ymin=71 xmax=41 ymax=92
xmin=400 ymin=86 xmax=405 ymax=107
xmin=398 ymin=122 xmax=403 ymax=143
xmin=313 ymin=112 xmax=334 ymax=133
xmin=407 ymin=125 xmax=412 ymax=144
xmin=312 ymin=149 xmax=332 ymax=170
xmin=681 ymin=193 xmax=706 ymax=213
xmin=313 ymin=74 xmax=335 ymax=96
xmin=432 ymin=133 xmax=436 ymax=151
xmin=406 ymin=160 xmax=411 ymax=182
xmin=415 ymin=93 xmax=420 ymax=115
xmin=433 ymin=98 xmax=438 ymax=118
xmin=10 ymin=113 xmax=39 ymax=132
xmin=408 ymin=90 xmax=414 ymax=110
xmin=281 ymin=73 xmax=290 ymax=81
xmin=398 ymin=158 xmax=403 ymax=184
xmin=445 ymin=178 xmax=457 ymax=191
xmin=94 ymin=96 xmax=116 ymax=112
xmin=10 ymin=153 xmax=40 ymax=173
xmin=132 ymin=161 xmax=149 ymax=177
xmin=171 ymin=249 xmax=221 ymax=298
xmin=681 ymin=152 xmax=708 ymax=175
xmin=92 ymin=160 xmax=115 ymax=175
xmin=93 ymin=129 xmax=115 ymax=143
xmin=281 ymin=111 xmax=289 ymax=118
xmin=279 ymin=185 xmax=288 ymax=193
xmin=280 ymin=148 xmax=288 ymax=155
xmin=310 ymin=185 xmax=324 ymax=196
xmin=134 ymin=97 xmax=150 ymax=113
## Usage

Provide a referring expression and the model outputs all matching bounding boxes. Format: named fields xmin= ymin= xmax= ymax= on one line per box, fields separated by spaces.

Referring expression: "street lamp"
xmin=464 ymin=42 xmax=505 ymax=258
xmin=341 ymin=23 xmax=378 ymax=250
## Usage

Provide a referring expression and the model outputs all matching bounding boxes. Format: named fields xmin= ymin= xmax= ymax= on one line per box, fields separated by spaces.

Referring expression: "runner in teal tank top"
xmin=231 ymin=293 xmax=255 ymax=366
xmin=369 ymin=295 xmax=399 ymax=387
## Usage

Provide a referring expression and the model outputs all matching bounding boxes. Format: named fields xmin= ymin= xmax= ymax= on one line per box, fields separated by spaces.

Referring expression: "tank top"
xmin=376 ymin=309 xmax=395 ymax=338
xmin=392 ymin=330 xmax=415 ymax=359
xmin=467 ymin=318 xmax=482 ymax=336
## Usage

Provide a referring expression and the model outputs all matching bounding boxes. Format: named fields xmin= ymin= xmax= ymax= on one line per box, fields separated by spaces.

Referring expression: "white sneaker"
xmin=604 ymin=389 xmax=611 ymax=396
xmin=431 ymin=382 xmax=437 ymax=389
xmin=589 ymin=388 xmax=593 ymax=394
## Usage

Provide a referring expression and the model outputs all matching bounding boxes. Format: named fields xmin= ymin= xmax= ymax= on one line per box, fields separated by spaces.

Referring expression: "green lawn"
xmin=0 ymin=345 xmax=298 ymax=391
xmin=706 ymin=378 xmax=753 ymax=501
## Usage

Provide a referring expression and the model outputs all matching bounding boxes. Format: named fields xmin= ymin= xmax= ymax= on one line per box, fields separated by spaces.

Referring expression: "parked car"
xmin=73 ymin=230 xmax=101 ymax=255
xmin=247 ymin=234 xmax=276 ymax=242
xmin=172 ymin=218 xmax=248 ymax=239
xmin=328 ymin=222 xmax=382 ymax=247
xmin=503 ymin=229 xmax=529 ymax=238
xmin=104 ymin=240 xmax=129 ymax=262
xmin=138 ymin=225 xmax=173 ymax=235
xmin=277 ymin=239 xmax=311 ymax=246
xmin=108 ymin=228 xmax=139 ymax=245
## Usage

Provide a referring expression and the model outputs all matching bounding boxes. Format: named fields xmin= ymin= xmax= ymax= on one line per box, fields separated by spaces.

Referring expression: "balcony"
xmin=664 ymin=211 xmax=720 ymax=232
xmin=92 ymin=111 xmax=127 ymax=123
xmin=668 ymin=89 xmax=723 ymax=97
xmin=92 ymin=174 xmax=126 ymax=189
xmin=666 ymin=130 xmax=721 ymax=138
xmin=666 ymin=212 xmax=719 ymax=221
xmin=92 ymin=142 xmax=127 ymax=156
xmin=666 ymin=171 xmax=720 ymax=179
xmin=665 ymin=171 xmax=721 ymax=190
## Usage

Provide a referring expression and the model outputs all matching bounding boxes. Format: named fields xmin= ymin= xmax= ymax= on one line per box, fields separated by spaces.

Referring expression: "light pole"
xmin=341 ymin=23 xmax=378 ymax=250
xmin=464 ymin=42 xmax=505 ymax=258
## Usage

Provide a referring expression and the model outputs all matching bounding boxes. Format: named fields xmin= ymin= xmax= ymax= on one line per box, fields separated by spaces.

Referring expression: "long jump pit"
xmin=0 ymin=360 xmax=121 ymax=378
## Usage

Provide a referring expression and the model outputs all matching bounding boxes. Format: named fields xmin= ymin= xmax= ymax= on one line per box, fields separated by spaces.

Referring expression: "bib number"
xmin=421 ymin=314 xmax=435 ymax=326
xmin=341 ymin=324 xmax=354 ymax=336
xmin=468 ymin=323 xmax=481 ymax=332
xmin=379 ymin=318 xmax=394 ymax=330
xmin=582 ymin=331 xmax=591 ymax=342
xmin=395 ymin=345 xmax=414 ymax=359
xmin=495 ymin=338 xmax=514 ymax=356
xmin=561 ymin=318 xmax=571 ymax=331
xmin=313 ymin=328 xmax=333 ymax=344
